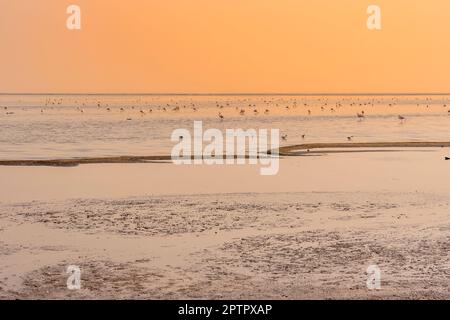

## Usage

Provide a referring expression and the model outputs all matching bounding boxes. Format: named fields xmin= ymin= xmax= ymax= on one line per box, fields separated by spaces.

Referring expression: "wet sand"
xmin=279 ymin=141 xmax=450 ymax=154
xmin=1 ymin=192 xmax=449 ymax=299
xmin=1 ymin=149 xmax=450 ymax=299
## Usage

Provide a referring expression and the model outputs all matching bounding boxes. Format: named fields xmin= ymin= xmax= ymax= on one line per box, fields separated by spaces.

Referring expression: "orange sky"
xmin=1 ymin=0 xmax=450 ymax=94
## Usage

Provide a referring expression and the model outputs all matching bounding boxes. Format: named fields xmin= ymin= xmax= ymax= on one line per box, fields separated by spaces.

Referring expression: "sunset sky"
xmin=1 ymin=0 xmax=450 ymax=94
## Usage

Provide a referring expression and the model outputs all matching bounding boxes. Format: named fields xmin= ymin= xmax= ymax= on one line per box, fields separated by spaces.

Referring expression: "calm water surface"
xmin=1 ymin=94 xmax=450 ymax=160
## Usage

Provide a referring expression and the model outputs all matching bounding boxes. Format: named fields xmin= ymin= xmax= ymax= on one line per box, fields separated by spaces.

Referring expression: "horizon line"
xmin=2 ymin=92 xmax=450 ymax=96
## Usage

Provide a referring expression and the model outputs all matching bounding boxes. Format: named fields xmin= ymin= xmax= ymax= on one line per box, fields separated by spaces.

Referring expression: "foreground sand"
xmin=1 ymin=191 xmax=449 ymax=299
xmin=1 ymin=150 xmax=450 ymax=299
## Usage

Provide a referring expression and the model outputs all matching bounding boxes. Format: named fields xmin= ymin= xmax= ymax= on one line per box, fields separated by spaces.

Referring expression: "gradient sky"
xmin=1 ymin=0 xmax=450 ymax=93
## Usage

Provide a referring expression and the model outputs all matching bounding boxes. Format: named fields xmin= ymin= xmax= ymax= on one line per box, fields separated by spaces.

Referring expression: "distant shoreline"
xmin=278 ymin=141 xmax=450 ymax=154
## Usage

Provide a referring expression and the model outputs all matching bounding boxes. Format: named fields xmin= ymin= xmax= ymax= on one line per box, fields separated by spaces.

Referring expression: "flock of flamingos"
xmin=3 ymin=96 xmax=450 ymax=124
xmin=1 ymin=95 xmax=450 ymax=161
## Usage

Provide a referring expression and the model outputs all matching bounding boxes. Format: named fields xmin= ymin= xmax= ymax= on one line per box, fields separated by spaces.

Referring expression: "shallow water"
xmin=1 ymin=148 xmax=449 ymax=202
xmin=1 ymin=94 xmax=450 ymax=160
